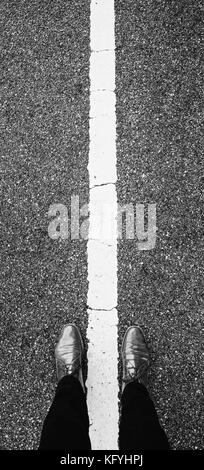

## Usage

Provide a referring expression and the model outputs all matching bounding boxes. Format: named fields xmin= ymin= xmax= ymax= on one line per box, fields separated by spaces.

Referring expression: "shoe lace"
xmin=122 ymin=357 xmax=149 ymax=384
xmin=57 ymin=349 xmax=81 ymax=375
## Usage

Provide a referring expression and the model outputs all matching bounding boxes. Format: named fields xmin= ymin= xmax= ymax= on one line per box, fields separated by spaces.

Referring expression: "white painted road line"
xmin=88 ymin=113 xmax=117 ymax=187
xmin=86 ymin=0 xmax=119 ymax=450
xmin=86 ymin=310 xmax=119 ymax=450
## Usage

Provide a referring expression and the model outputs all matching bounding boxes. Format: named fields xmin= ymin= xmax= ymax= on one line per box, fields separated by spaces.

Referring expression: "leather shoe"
xmin=55 ymin=324 xmax=85 ymax=392
xmin=121 ymin=325 xmax=150 ymax=391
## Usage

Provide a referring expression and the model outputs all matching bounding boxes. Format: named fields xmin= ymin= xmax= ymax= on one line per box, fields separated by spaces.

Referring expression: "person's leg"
xmin=119 ymin=381 xmax=170 ymax=449
xmin=39 ymin=375 xmax=91 ymax=450
xmin=119 ymin=325 xmax=170 ymax=450
xmin=39 ymin=324 xmax=91 ymax=450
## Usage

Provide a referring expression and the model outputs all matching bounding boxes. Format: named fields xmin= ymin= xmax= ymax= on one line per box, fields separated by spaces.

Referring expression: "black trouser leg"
xmin=39 ymin=376 xmax=91 ymax=450
xmin=119 ymin=381 xmax=170 ymax=450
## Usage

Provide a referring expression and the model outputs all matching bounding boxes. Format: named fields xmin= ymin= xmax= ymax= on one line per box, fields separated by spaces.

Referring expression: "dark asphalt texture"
xmin=0 ymin=0 xmax=203 ymax=451
xmin=0 ymin=0 xmax=89 ymax=449
xmin=116 ymin=0 xmax=203 ymax=450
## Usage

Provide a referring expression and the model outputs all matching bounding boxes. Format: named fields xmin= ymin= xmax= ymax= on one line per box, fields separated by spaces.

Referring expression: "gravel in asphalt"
xmin=0 ymin=0 xmax=203 ymax=451
xmin=0 ymin=0 xmax=90 ymax=449
xmin=116 ymin=0 xmax=203 ymax=450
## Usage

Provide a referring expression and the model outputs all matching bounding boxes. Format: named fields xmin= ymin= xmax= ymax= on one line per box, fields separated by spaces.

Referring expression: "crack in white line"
xmin=90 ymin=182 xmax=116 ymax=189
xmin=91 ymin=49 xmax=115 ymax=53
xmin=87 ymin=306 xmax=117 ymax=312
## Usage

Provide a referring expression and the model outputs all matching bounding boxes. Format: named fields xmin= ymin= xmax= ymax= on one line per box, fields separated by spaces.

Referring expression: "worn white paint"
xmin=86 ymin=0 xmax=118 ymax=450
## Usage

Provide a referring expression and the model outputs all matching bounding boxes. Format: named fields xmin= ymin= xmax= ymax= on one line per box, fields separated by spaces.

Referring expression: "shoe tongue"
xmin=126 ymin=356 xmax=148 ymax=373
xmin=126 ymin=352 xmax=146 ymax=362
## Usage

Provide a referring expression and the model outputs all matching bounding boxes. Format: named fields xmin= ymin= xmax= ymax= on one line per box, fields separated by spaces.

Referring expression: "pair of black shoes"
xmin=55 ymin=324 xmax=150 ymax=392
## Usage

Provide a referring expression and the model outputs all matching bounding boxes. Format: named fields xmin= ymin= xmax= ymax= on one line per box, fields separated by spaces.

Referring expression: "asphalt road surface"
xmin=0 ymin=0 xmax=203 ymax=450
xmin=116 ymin=0 xmax=203 ymax=450
xmin=1 ymin=0 xmax=90 ymax=449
